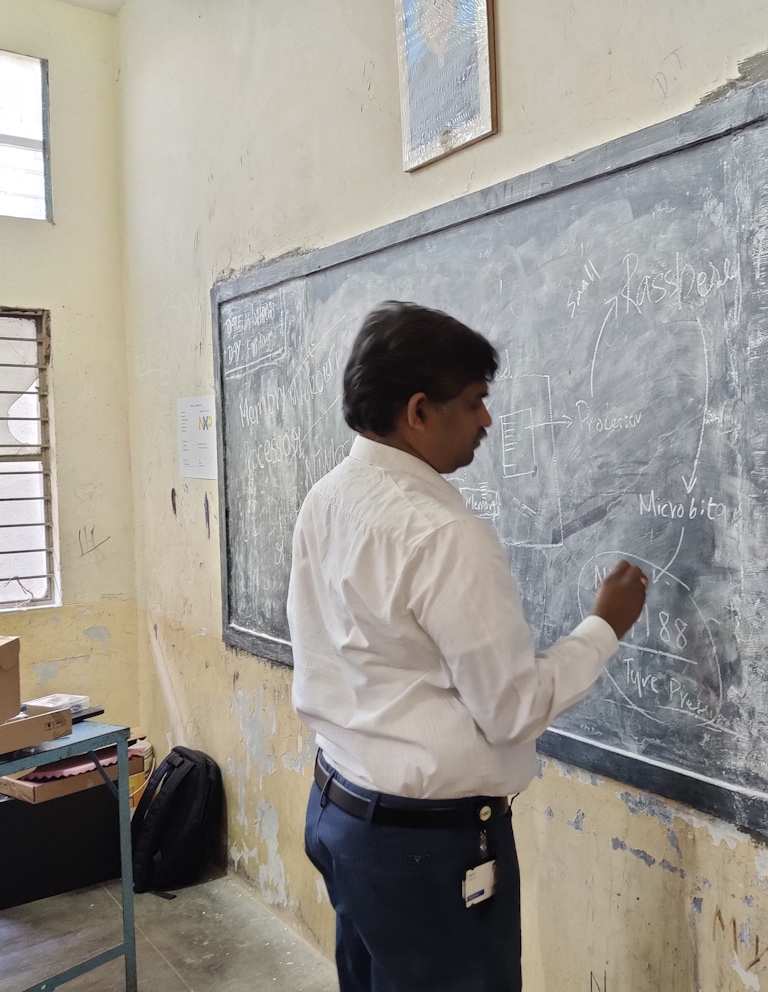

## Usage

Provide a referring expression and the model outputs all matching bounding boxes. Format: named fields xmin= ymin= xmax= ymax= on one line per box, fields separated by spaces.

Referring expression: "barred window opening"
xmin=0 ymin=310 xmax=57 ymax=609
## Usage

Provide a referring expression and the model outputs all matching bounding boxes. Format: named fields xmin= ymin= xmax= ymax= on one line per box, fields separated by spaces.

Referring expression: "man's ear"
xmin=405 ymin=393 xmax=428 ymax=431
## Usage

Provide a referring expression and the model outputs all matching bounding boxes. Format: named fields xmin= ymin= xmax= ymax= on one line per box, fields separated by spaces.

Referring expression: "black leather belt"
xmin=314 ymin=753 xmax=509 ymax=829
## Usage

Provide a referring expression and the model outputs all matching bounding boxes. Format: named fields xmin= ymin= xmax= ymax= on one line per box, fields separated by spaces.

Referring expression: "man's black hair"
xmin=343 ymin=301 xmax=498 ymax=435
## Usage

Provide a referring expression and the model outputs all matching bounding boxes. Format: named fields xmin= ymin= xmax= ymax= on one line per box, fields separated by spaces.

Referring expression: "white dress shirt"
xmin=288 ymin=435 xmax=618 ymax=799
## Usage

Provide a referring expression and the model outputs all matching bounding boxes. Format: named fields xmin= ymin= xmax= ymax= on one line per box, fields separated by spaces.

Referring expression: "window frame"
xmin=0 ymin=49 xmax=53 ymax=222
xmin=0 ymin=306 xmax=58 ymax=610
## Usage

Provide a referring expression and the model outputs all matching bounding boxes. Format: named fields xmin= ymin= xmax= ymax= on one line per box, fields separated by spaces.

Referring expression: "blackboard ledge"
xmin=538 ymin=729 xmax=768 ymax=840
xmin=224 ymin=626 xmax=294 ymax=668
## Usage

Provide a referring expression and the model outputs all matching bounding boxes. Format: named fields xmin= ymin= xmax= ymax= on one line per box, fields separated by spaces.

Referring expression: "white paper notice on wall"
xmin=177 ymin=396 xmax=218 ymax=479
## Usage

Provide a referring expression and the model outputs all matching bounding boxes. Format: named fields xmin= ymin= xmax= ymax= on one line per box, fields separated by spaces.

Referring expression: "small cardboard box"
xmin=0 ymin=753 xmax=143 ymax=804
xmin=0 ymin=708 xmax=72 ymax=757
xmin=0 ymin=637 xmax=20 ymax=725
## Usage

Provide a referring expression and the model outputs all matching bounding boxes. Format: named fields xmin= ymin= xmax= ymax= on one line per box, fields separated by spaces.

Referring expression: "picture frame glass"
xmin=395 ymin=0 xmax=496 ymax=171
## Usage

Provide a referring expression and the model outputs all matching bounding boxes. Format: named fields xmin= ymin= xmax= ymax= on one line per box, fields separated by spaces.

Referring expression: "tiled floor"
xmin=0 ymin=872 xmax=338 ymax=992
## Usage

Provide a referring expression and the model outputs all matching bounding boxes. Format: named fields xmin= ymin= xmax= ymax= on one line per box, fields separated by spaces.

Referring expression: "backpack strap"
xmin=149 ymin=753 xmax=222 ymax=890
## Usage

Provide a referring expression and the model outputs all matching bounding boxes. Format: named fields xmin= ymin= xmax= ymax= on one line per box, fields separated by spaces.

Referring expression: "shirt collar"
xmin=349 ymin=435 xmax=466 ymax=506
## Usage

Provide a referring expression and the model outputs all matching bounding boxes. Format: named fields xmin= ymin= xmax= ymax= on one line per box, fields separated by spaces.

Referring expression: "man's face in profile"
xmin=424 ymin=379 xmax=491 ymax=474
xmin=418 ymin=0 xmax=458 ymax=56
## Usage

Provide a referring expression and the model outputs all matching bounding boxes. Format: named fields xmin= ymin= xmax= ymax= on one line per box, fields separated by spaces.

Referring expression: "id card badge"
xmin=462 ymin=860 xmax=497 ymax=908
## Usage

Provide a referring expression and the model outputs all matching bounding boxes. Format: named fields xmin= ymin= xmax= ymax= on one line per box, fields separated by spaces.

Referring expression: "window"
xmin=0 ymin=50 xmax=51 ymax=221
xmin=0 ymin=309 xmax=57 ymax=608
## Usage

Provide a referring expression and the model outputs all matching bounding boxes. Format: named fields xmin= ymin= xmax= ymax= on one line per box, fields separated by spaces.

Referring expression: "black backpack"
xmin=131 ymin=746 xmax=223 ymax=893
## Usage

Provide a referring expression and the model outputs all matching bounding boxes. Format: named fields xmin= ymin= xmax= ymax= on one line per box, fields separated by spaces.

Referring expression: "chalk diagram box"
xmin=500 ymin=407 xmax=535 ymax=478
xmin=472 ymin=374 xmax=564 ymax=549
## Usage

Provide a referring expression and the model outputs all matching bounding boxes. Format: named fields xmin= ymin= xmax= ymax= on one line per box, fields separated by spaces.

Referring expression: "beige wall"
xmin=6 ymin=0 xmax=768 ymax=987
xmin=0 ymin=0 xmax=137 ymax=725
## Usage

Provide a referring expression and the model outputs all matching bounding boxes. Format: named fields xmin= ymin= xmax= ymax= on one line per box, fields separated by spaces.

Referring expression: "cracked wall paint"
xmin=617 ymin=790 xmax=674 ymax=826
xmin=612 ymin=837 xmax=656 ymax=867
xmin=281 ymin=731 xmax=315 ymax=774
xmin=617 ymin=788 xmax=746 ymax=848
xmin=34 ymin=660 xmax=61 ymax=684
xmin=541 ymin=755 xmax=605 ymax=788
xmin=521 ymin=758 xmax=768 ymax=991
xmin=546 ymin=756 xmax=576 ymax=780
xmin=730 ymin=951 xmax=760 ymax=990
xmin=755 ymin=849 xmax=768 ymax=880
xmin=575 ymin=768 xmax=604 ymax=788
xmin=84 ymin=625 xmax=112 ymax=649
xmin=228 ymin=841 xmax=259 ymax=877
xmin=232 ymin=686 xmax=277 ymax=788
xmin=227 ymin=755 xmax=250 ymax=836
xmin=668 ymin=828 xmax=683 ymax=861
xmin=739 ymin=920 xmax=752 ymax=947
xmin=659 ymin=859 xmax=684 ymax=876
xmin=256 ymin=799 xmax=287 ymax=905
xmin=568 ymin=810 xmax=585 ymax=831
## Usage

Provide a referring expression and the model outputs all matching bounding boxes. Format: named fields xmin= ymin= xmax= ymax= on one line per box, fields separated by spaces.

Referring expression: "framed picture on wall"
xmin=394 ymin=0 xmax=497 ymax=171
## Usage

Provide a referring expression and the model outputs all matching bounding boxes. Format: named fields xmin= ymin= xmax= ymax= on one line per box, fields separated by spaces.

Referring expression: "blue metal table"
xmin=0 ymin=721 xmax=138 ymax=992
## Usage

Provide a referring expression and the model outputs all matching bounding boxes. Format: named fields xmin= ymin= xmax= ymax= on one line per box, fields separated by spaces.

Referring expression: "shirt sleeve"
xmin=401 ymin=515 xmax=619 ymax=746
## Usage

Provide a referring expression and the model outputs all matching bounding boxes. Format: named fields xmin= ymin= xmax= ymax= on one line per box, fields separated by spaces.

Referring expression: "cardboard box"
xmin=0 ymin=708 xmax=72 ymax=757
xmin=0 ymin=753 xmax=143 ymax=804
xmin=0 ymin=636 xmax=20 ymax=725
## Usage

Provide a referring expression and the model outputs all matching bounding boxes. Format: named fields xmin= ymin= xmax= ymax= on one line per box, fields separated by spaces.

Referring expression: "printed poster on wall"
xmin=177 ymin=396 xmax=218 ymax=479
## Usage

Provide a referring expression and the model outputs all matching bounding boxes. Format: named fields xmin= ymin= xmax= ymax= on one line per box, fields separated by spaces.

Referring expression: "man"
xmin=288 ymin=301 xmax=647 ymax=992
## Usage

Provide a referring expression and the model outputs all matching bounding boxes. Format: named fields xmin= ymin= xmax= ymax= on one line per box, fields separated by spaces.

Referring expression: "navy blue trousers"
xmin=305 ymin=761 xmax=522 ymax=992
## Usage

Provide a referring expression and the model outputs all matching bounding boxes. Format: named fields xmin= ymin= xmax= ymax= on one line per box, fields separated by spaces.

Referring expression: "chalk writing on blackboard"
xmin=213 ymin=80 xmax=768 ymax=831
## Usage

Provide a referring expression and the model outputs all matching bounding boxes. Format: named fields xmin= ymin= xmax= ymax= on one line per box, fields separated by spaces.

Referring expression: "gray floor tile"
xmin=0 ymin=873 xmax=338 ymax=992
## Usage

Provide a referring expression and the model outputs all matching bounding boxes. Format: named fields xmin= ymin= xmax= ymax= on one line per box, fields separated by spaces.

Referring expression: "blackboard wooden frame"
xmin=212 ymin=79 xmax=768 ymax=834
xmin=537 ymin=728 xmax=768 ymax=837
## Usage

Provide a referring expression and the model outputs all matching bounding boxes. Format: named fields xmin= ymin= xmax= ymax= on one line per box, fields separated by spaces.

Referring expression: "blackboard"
xmin=212 ymin=80 xmax=768 ymax=833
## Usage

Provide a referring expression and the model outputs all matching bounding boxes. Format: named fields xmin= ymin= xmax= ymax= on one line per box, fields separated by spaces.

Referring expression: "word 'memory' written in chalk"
xmin=460 ymin=485 xmax=501 ymax=519
xmin=238 ymin=345 xmax=343 ymax=427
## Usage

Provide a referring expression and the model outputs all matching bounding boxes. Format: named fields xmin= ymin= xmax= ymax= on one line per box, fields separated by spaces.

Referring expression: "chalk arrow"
xmin=652 ymin=526 xmax=685 ymax=584
xmin=590 ymin=295 xmax=619 ymax=398
xmin=526 ymin=415 xmax=574 ymax=430
xmin=681 ymin=318 xmax=709 ymax=495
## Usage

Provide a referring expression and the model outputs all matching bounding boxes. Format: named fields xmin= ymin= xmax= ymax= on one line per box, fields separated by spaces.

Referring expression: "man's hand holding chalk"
xmin=592 ymin=559 xmax=648 ymax=639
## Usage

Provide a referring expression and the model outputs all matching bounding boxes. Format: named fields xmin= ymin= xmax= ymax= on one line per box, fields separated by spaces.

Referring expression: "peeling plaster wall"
xmin=141 ymin=613 xmax=334 ymax=953
xmin=519 ymin=759 xmax=768 ymax=990
xmin=116 ymin=0 xmax=768 ymax=987
xmin=0 ymin=0 xmax=137 ymax=726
